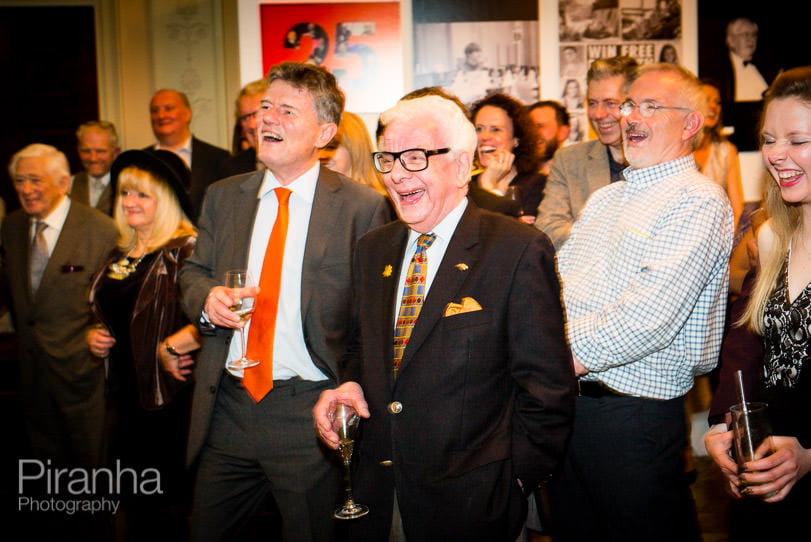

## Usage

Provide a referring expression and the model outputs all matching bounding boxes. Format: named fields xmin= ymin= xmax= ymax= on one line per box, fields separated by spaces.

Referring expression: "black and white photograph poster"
xmin=411 ymin=0 xmax=539 ymax=109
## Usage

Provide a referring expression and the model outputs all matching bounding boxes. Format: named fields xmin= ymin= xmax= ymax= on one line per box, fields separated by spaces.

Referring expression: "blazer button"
xmin=379 ymin=460 xmax=393 ymax=467
xmin=387 ymin=401 xmax=403 ymax=414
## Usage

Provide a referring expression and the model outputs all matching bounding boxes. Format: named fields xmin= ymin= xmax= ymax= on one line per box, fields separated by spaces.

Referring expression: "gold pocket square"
xmin=444 ymin=297 xmax=483 ymax=317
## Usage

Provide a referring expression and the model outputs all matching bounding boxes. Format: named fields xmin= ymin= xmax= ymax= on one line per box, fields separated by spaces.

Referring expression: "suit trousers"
xmin=190 ymin=372 xmax=342 ymax=542
xmin=550 ymin=393 xmax=701 ymax=542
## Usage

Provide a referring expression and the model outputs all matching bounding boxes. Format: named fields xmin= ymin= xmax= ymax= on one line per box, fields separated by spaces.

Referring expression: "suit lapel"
xmin=587 ymin=139 xmax=611 ymax=192
xmin=36 ymin=204 xmax=82 ymax=302
xmin=300 ymin=167 xmax=344 ymax=317
xmin=232 ymin=171 xmax=264 ymax=269
xmin=375 ymin=225 xmax=409 ymax=369
xmin=398 ymin=205 xmax=480 ymax=374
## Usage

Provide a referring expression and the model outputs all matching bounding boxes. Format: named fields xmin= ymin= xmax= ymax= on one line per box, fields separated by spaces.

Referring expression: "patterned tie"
xmin=244 ymin=187 xmax=291 ymax=402
xmin=393 ymin=233 xmax=436 ymax=378
xmin=29 ymin=219 xmax=49 ymax=295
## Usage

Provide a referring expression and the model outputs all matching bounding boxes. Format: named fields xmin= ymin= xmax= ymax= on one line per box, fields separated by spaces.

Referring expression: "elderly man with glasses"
xmin=313 ymin=94 xmax=575 ymax=541
xmin=550 ymin=63 xmax=734 ymax=542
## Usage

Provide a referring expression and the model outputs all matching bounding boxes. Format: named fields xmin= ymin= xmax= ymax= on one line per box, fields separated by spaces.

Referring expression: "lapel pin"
xmin=383 ymin=265 xmax=393 ymax=277
xmin=455 ymin=263 xmax=469 ymax=271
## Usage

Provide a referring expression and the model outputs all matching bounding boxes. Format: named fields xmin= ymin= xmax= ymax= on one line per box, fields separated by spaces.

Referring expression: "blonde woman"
xmin=320 ymin=111 xmax=387 ymax=196
xmin=704 ymin=66 xmax=811 ymax=540
xmin=86 ymin=149 xmax=200 ymax=538
xmin=693 ymin=79 xmax=745 ymax=228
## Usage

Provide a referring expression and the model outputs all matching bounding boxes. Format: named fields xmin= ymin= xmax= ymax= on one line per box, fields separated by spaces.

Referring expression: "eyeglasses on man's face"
xmin=619 ymin=99 xmax=691 ymax=118
xmin=372 ymin=148 xmax=450 ymax=173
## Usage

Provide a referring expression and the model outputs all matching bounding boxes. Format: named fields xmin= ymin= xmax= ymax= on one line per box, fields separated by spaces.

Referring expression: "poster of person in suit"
xmin=697 ymin=7 xmax=805 ymax=151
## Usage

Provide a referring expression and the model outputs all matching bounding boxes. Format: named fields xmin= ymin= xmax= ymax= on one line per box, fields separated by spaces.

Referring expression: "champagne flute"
xmin=331 ymin=403 xmax=369 ymax=519
xmin=223 ymin=269 xmax=258 ymax=370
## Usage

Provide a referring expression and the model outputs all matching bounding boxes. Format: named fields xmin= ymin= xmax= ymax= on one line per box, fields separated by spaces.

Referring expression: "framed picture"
xmin=697 ymin=5 xmax=805 ymax=151
xmin=411 ymin=0 xmax=539 ymax=109
xmin=257 ymin=2 xmax=403 ymax=113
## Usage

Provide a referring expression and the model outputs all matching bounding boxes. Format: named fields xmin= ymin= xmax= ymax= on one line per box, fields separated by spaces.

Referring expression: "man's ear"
xmin=455 ymin=151 xmax=472 ymax=187
xmin=316 ymin=122 xmax=338 ymax=148
xmin=683 ymin=111 xmax=704 ymax=142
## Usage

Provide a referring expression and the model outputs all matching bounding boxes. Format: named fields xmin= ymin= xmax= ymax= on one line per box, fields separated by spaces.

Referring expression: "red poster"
xmin=260 ymin=3 xmax=403 ymax=113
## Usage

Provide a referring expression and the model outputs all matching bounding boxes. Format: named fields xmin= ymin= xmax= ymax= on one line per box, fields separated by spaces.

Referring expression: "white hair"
xmin=8 ymin=143 xmax=70 ymax=180
xmin=380 ymin=95 xmax=477 ymax=157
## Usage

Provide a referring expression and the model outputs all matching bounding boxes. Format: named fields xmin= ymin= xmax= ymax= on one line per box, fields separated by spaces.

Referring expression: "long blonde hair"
xmin=740 ymin=66 xmax=811 ymax=334
xmin=334 ymin=112 xmax=387 ymax=195
xmin=113 ymin=166 xmax=196 ymax=253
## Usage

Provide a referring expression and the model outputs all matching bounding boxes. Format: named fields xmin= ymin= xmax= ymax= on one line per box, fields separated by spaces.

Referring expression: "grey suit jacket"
xmin=535 ymin=139 xmax=612 ymax=250
xmin=70 ymin=170 xmax=114 ymax=216
xmin=179 ymin=166 xmax=391 ymax=466
xmin=0 ymin=201 xmax=117 ymax=464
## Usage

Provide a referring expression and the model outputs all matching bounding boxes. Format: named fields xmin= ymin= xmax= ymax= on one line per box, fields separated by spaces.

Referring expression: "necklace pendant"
xmin=107 ymin=256 xmax=141 ymax=280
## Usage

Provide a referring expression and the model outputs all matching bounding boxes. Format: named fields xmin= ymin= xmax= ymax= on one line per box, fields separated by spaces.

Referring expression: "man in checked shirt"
xmin=551 ymin=63 xmax=734 ymax=541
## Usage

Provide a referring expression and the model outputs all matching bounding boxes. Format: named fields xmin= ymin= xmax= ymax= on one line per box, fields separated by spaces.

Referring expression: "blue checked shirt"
xmin=558 ymin=155 xmax=733 ymax=399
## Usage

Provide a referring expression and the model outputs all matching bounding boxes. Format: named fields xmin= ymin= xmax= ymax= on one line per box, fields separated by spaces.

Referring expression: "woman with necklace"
xmin=86 ymin=149 xmax=200 ymax=539
xmin=704 ymin=66 xmax=811 ymax=541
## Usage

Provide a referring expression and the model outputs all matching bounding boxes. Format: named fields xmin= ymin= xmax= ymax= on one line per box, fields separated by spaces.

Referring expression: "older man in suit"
xmin=2 ymin=144 xmax=117 ymax=469
xmin=313 ymin=95 xmax=576 ymax=541
xmin=179 ymin=62 xmax=390 ymax=541
xmin=536 ymin=55 xmax=638 ymax=250
xmin=147 ymin=88 xmax=230 ymax=220
xmin=70 ymin=120 xmax=120 ymax=216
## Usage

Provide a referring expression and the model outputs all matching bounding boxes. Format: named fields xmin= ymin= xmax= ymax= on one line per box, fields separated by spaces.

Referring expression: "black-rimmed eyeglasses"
xmin=619 ymin=100 xmax=691 ymax=118
xmin=372 ymin=148 xmax=451 ymax=173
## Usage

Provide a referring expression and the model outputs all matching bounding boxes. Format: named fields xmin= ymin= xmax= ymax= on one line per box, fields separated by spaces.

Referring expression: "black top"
xmin=97 ymin=251 xmax=157 ymax=410
xmin=469 ymin=171 xmax=547 ymax=218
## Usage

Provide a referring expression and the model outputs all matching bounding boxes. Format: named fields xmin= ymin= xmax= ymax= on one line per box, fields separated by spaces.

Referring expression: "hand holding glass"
xmin=223 ymin=269 xmax=258 ymax=370
xmin=331 ymin=403 xmax=369 ymax=519
xmin=730 ymin=402 xmax=774 ymax=494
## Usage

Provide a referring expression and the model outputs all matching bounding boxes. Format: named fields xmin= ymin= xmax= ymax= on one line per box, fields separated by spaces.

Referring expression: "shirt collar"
xmin=34 ymin=194 xmax=71 ymax=232
xmin=729 ymin=51 xmax=753 ymax=68
xmin=622 ymin=154 xmax=697 ymax=188
xmin=406 ymin=197 xmax=468 ymax=247
xmin=258 ymin=161 xmax=320 ymax=205
xmin=90 ymin=171 xmax=111 ymax=187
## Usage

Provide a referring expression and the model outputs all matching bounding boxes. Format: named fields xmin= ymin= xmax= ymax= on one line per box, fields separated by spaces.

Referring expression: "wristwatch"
xmin=164 ymin=341 xmax=180 ymax=356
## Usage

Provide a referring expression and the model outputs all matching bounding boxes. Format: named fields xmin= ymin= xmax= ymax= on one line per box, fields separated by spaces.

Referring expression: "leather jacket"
xmin=90 ymin=235 xmax=196 ymax=410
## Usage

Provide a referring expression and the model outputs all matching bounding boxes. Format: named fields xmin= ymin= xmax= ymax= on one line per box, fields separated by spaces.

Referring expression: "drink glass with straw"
xmin=730 ymin=370 xmax=773 ymax=494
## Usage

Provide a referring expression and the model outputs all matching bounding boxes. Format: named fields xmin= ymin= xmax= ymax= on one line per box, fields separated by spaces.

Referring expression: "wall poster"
xmin=411 ymin=0 xmax=540 ymax=110
xmin=259 ymin=2 xmax=403 ymax=114
xmin=557 ymin=0 xmax=682 ymax=143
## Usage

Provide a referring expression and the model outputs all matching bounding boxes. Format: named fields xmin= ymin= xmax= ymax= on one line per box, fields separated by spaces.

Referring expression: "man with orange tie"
xmin=179 ymin=62 xmax=390 ymax=541
xmin=313 ymin=95 xmax=575 ymax=540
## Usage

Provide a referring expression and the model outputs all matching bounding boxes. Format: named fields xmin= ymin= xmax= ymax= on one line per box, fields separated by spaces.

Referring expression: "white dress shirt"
xmin=227 ymin=161 xmax=327 ymax=381
xmin=393 ymin=197 xmax=468 ymax=326
xmin=156 ymin=136 xmax=193 ymax=168
xmin=88 ymin=172 xmax=111 ymax=207
xmin=30 ymin=195 xmax=71 ymax=257
xmin=730 ymin=51 xmax=768 ymax=102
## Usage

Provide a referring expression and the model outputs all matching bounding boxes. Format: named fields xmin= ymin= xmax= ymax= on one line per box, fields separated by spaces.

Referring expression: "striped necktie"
xmin=30 ymin=219 xmax=49 ymax=295
xmin=393 ymin=233 xmax=436 ymax=378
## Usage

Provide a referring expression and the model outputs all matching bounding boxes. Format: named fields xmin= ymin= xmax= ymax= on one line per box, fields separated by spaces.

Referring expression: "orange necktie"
xmin=244 ymin=187 xmax=291 ymax=402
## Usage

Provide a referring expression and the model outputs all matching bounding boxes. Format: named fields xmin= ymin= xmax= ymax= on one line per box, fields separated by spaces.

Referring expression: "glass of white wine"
xmin=223 ymin=269 xmax=258 ymax=370
xmin=331 ymin=403 xmax=368 ymax=520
